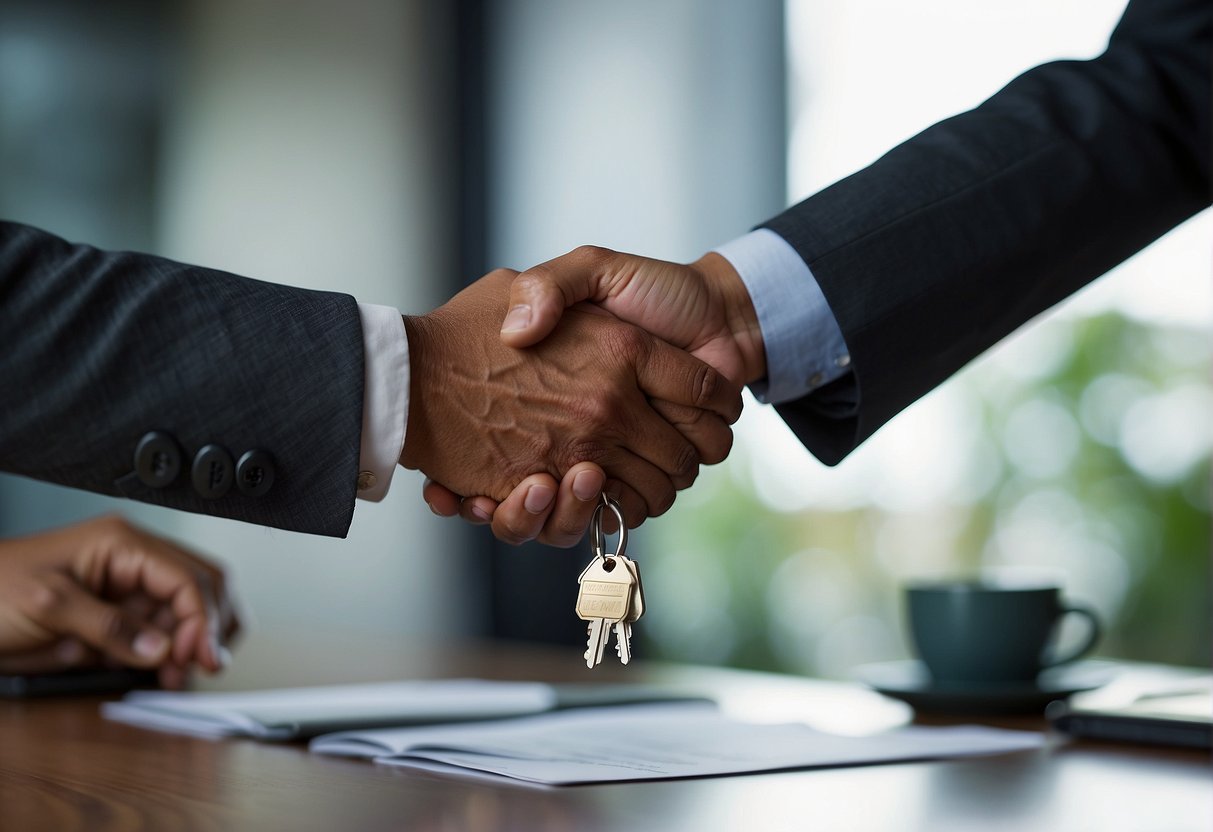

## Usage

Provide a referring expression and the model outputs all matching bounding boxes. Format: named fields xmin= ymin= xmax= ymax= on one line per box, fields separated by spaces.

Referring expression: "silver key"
xmin=613 ymin=555 xmax=644 ymax=664
xmin=613 ymin=620 xmax=631 ymax=664
xmin=619 ymin=555 xmax=645 ymax=622
xmin=584 ymin=619 xmax=609 ymax=668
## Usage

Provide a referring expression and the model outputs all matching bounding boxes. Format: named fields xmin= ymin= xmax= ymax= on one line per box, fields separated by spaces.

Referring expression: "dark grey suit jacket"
xmin=0 ymin=221 xmax=365 ymax=537
xmin=763 ymin=0 xmax=1211 ymax=465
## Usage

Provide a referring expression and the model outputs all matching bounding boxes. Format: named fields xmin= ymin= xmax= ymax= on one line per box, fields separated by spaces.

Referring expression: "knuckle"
xmin=672 ymin=442 xmax=699 ymax=480
xmin=693 ymin=364 xmax=719 ymax=409
xmin=553 ymin=512 xmax=591 ymax=545
xmin=604 ymin=323 xmax=647 ymax=361
xmin=701 ymin=422 xmax=735 ymax=465
xmin=621 ymin=326 xmax=648 ymax=358
xmin=561 ymin=440 xmax=611 ymax=473
xmin=569 ymin=395 xmax=618 ymax=433
xmin=515 ymin=266 xmax=553 ymax=293
xmin=97 ymin=608 xmax=129 ymax=643
xmin=676 ymin=404 xmax=707 ymax=426
xmin=572 ymin=244 xmax=612 ymax=263
xmin=542 ymin=527 xmax=584 ymax=550
xmin=651 ymin=487 xmax=676 ymax=518
xmin=27 ymin=579 xmax=69 ymax=619
xmin=93 ymin=513 xmax=135 ymax=539
xmin=671 ymin=466 xmax=699 ymax=491
xmin=495 ymin=515 xmax=535 ymax=546
xmin=487 ymin=267 xmax=519 ymax=281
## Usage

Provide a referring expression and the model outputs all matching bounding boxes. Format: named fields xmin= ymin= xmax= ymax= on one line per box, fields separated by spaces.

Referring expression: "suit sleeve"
xmin=0 ymin=221 xmax=364 ymax=537
xmin=762 ymin=0 xmax=1211 ymax=465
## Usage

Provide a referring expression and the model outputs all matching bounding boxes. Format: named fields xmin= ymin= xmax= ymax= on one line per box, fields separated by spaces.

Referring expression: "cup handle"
xmin=1043 ymin=603 xmax=1102 ymax=667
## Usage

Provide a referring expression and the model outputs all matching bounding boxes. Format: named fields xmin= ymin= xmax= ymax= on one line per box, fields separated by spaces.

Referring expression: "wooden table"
xmin=1 ymin=631 xmax=1208 ymax=831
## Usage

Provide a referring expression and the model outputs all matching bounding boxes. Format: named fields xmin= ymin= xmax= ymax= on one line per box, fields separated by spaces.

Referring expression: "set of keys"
xmin=575 ymin=495 xmax=644 ymax=667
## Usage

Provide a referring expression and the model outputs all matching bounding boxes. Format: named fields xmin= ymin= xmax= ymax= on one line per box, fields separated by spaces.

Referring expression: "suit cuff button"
xmin=236 ymin=449 xmax=275 ymax=497
xmin=191 ymin=444 xmax=234 ymax=500
xmin=134 ymin=431 xmax=183 ymax=489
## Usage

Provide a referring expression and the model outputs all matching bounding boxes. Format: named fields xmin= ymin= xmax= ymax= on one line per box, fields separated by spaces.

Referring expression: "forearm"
xmin=763 ymin=0 xmax=1210 ymax=457
xmin=0 ymin=221 xmax=364 ymax=536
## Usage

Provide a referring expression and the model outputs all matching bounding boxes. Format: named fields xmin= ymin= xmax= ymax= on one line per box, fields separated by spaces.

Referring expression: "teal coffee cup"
xmin=906 ymin=582 xmax=1101 ymax=684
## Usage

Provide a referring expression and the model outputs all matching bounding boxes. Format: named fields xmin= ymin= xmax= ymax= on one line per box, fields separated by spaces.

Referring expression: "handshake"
xmin=401 ymin=245 xmax=767 ymax=547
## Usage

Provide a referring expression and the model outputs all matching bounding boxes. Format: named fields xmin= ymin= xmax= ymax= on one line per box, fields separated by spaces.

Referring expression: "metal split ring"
xmin=591 ymin=494 xmax=627 ymax=562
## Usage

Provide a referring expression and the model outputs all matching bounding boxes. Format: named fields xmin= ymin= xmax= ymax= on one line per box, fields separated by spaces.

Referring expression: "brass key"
xmin=575 ymin=495 xmax=643 ymax=667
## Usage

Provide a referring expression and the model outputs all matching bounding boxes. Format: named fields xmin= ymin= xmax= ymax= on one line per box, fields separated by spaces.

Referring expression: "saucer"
xmin=853 ymin=660 xmax=1119 ymax=714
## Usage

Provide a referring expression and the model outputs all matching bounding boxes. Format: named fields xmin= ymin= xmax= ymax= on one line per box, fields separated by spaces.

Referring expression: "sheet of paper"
xmin=310 ymin=702 xmax=1045 ymax=785
xmin=103 ymin=679 xmax=557 ymax=739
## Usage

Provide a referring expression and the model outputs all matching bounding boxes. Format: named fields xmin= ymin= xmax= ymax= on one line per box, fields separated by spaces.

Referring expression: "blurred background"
xmin=0 ymin=0 xmax=1207 ymax=676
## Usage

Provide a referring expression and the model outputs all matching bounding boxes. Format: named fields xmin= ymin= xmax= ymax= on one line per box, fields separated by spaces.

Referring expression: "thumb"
xmin=31 ymin=575 xmax=172 ymax=667
xmin=500 ymin=246 xmax=617 ymax=348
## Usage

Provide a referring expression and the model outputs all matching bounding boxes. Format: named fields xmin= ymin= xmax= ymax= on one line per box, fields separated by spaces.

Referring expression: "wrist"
xmin=399 ymin=314 xmax=438 ymax=471
xmin=691 ymin=252 xmax=767 ymax=385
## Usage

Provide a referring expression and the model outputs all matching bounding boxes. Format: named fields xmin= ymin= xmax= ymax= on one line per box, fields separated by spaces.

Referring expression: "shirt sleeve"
xmin=355 ymin=303 xmax=409 ymax=501
xmin=713 ymin=228 xmax=853 ymax=404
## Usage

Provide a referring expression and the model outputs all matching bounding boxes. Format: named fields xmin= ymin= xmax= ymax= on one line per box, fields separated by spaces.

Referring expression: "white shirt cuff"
xmin=714 ymin=229 xmax=851 ymax=404
xmin=356 ymin=303 xmax=408 ymax=502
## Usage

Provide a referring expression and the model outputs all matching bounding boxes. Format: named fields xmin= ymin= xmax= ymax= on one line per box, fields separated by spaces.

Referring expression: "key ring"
xmin=591 ymin=494 xmax=627 ymax=562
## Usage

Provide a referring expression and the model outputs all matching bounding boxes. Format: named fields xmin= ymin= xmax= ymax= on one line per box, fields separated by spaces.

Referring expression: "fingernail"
xmin=209 ymin=631 xmax=230 ymax=669
xmin=470 ymin=504 xmax=492 ymax=522
xmin=428 ymin=501 xmax=444 ymax=517
xmin=501 ymin=304 xmax=532 ymax=333
xmin=572 ymin=469 xmax=604 ymax=502
xmin=523 ymin=483 xmax=555 ymax=514
xmin=56 ymin=640 xmax=86 ymax=665
xmin=133 ymin=630 xmax=169 ymax=659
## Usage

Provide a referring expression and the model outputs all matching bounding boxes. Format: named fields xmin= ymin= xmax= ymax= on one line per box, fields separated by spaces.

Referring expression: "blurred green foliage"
xmin=643 ymin=313 xmax=1210 ymax=676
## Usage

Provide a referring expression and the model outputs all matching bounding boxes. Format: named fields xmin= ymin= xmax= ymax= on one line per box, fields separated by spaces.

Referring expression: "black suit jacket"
xmin=763 ymin=0 xmax=1211 ymax=464
xmin=0 ymin=221 xmax=364 ymax=537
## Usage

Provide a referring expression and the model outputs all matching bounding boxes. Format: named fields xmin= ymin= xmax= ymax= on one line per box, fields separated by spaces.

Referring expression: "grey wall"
xmin=486 ymin=0 xmax=787 ymax=266
xmin=481 ymin=0 xmax=787 ymax=641
xmin=0 ymin=0 xmax=477 ymax=640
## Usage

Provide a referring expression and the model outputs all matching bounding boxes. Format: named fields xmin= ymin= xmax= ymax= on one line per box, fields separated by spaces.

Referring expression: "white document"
xmin=102 ymin=679 xmax=557 ymax=740
xmin=310 ymin=702 xmax=1045 ymax=786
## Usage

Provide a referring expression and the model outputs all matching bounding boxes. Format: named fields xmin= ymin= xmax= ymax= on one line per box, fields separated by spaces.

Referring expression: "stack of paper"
xmin=103 ymin=680 xmax=1045 ymax=786
xmin=311 ymin=702 xmax=1045 ymax=786
xmin=101 ymin=679 xmax=705 ymax=740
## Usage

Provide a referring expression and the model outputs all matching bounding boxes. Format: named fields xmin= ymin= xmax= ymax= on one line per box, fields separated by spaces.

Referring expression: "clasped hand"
xmin=0 ymin=516 xmax=238 ymax=689
xmin=414 ymin=249 xmax=766 ymax=545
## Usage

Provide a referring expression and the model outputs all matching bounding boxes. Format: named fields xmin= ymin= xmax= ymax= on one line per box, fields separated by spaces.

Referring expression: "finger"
xmin=194 ymin=570 xmax=232 ymax=672
xmin=534 ymin=463 xmax=605 ymax=548
xmin=608 ymin=389 xmax=704 ymax=487
xmin=158 ymin=662 xmax=189 ymax=691
xmin=635 ymin=338 xmax=744 ymax=424
xmin=602 ymin=479 xmax=650 ymax=529
xmin=114 ymin=593 xmax=158 ymax=625
xmin=103 ymin=525 xmax=232 ymax=672
xmin=0 ymin=639 xmax=101 ymax=675
xmin=422 ymin=478 xmax=464 ymax=517
xmin=458 ymin=496 xmax=499 ymax=525
xmin=598 ymin=447 xmax=679 ymax=519
xmin=170 ymin=614 xmax=204 ymax=668
xmin=27 ymin=574 xmax=172 ymax=668
xmin=489 ymin=474 xmax=560 ymax=546
xmin=650 ymin=399 xmax=735 ymax=466
xmin=500 ymin=245 xmax=621 ymax=348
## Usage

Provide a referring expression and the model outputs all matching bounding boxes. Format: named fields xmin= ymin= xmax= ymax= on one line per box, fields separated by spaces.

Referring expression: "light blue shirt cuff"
xmin=713 ymin=229 xmax=851 ymax=404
